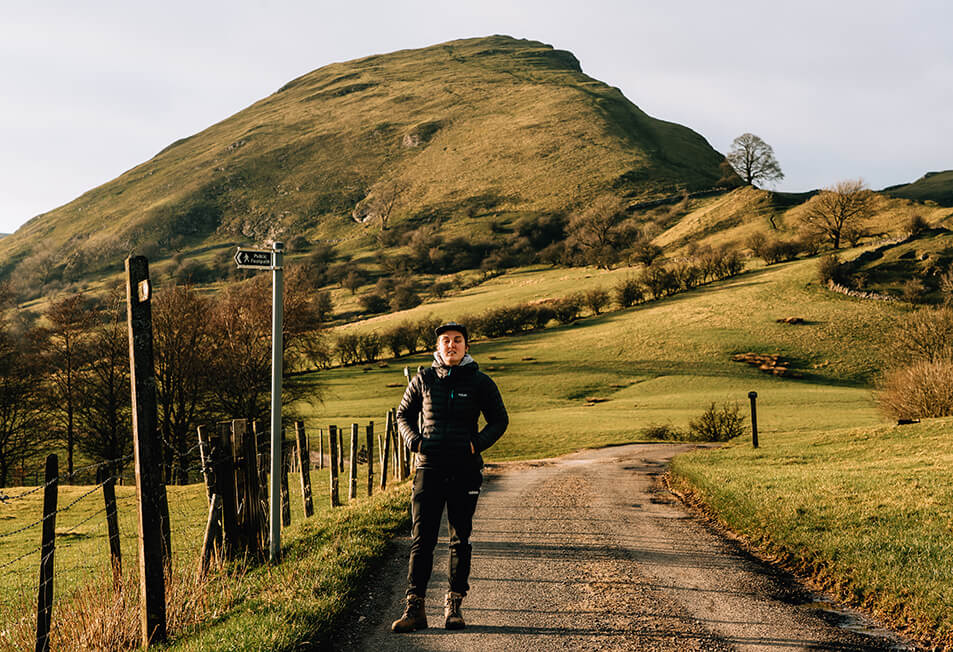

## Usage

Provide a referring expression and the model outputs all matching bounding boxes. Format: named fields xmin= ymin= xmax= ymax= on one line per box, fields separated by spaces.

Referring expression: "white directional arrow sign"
xmin=234 ymin=248 xmax=275 ymax=270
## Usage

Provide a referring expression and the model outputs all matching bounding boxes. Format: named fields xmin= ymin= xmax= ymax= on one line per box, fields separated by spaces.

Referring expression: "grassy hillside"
xmin=295 ymin=253 xmax=908 ymax=461
xmin=653 ymin=186 xmax=952 ymax=255
xmin=2 ymin=35 xmax=729 ymax=290
xmin=883 ymin=170 xmax=953 ymax=207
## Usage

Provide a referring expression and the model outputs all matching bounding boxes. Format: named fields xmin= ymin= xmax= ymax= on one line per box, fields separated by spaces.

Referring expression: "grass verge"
xmin=0 ymin=478 xmax=409 ymax=651
xmin=669 ymin=417 xmax=953 ymax=648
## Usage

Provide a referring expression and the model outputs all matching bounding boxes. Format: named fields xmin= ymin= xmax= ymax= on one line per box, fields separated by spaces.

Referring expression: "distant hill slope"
xmin=882 ymin=170 xmax=953 ymax=207
xmin=2 ymin=35 xmax=730 ymax=286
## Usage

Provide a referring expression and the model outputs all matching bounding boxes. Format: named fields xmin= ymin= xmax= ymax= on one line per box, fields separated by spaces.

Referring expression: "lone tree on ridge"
xmin=726 ymin=133 xmax=784 ymax=187
xmin=799 ymin=179 xmax=876 ymax=250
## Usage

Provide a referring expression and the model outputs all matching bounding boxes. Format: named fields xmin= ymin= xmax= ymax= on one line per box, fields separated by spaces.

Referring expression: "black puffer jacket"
xmin=396 ymin=355 xmax=508 ymax=469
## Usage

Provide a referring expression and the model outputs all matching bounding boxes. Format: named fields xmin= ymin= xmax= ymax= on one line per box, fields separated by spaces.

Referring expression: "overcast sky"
xmin=1 ymin=0 xmax=950 ymax=234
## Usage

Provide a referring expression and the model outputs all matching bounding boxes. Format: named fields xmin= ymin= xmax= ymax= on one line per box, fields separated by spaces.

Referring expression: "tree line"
xmin=0 ymin=268 xmax=330 ymax=488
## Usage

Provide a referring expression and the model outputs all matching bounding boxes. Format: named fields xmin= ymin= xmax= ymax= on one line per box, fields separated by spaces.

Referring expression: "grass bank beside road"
xmin=669 ymin=417 xmax=953 ymax=647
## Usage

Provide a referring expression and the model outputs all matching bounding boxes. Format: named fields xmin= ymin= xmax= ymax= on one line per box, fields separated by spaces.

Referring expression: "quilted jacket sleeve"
xmin=474 ymin=373 xmax=508 ymax=453
xmin=396 ymin=373 xmax=424 ymax=453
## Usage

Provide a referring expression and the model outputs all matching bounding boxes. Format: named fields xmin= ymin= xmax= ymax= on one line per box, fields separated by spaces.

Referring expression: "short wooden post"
xmin=280 ymin=432 xmax=291 ymax=526
xmin=210 ymin=424 xmax=238 ymax=555
xmin=348 ymin=424 xmax=358 ymax=501
xmin=197 ymin=426 xmax=213 ymax=505
xmin=35 ymin=454 xmax=58 ymax=652
xmin=232 ymin=419 xmax=264 ymax=558
xmin=252 ymin=421 xmax=268 ymax=490
xmin=295 ymin=421 xmax=314 ymax=517
xmin=380 ymin=412 xmax=391 ymax=491
xmin=198 ymin=494 xmax=222 ymax=578
xmin=366 ymin=421 xmax=374 ymax=497
xmin=98 ymin=467 xmax=122 ymax=587
xmin=338 ymin=426 xmax=345 ymax=474
xmin=125 ymin=256 xmax=167 ymax=646
xmin=318 ymin=427 xmax=325 ymax=470
xmin=748 ymin=391 xmax=759 ymax=449
xmin=328 ymin=424 xmax=340 ymax=507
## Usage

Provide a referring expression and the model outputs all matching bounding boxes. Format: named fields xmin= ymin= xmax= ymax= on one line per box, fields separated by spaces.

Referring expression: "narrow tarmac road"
xmin=337 ymin=443 xmax=917 ymax=651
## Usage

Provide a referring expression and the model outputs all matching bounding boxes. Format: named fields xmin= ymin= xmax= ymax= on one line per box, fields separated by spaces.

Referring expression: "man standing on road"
xmin=391 ymin=321 xmax=508 ymax=633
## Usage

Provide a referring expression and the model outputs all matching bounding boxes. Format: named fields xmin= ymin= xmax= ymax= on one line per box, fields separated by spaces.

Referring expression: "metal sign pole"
xmin=269 ymin=242 xmax=284 ymax=562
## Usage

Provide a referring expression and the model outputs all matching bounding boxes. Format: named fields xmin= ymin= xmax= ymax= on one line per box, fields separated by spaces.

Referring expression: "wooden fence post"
xmin=381 ymin=412 xmax=391 ymax=491
xmin=198 ymin=494 xmax=222 ymax=578
xmin=232 ymin=419 xmax=265 ymax=558
xmin=348 ymin=424 xmax=358 ymax=501
xmin=338 ymin=426 xmax=345 ymax=474
xmin=98 ymin=467 xmax=122 ymax=587
xmin=295 ymin=421 xmax=314 ymax=517
xmin=366 ymin=421 xmax=374 ymax=497
xmin=328 ymin=424 xmax=340 ymax=507
xmin=197 ymin=426 xmax=212 ymax=505
xmin=280 ymin=432 xmax=291 ymax=526
xmin=35 ymin=454 xmax=58 ymax=652
xmin=318 ymin=427 xmax=324 ymax=470
xmin=125 ymin=256 xmax=167 ymax=646
xmin=748 ymin=391 xmax=760 ymax=449
xmin=210 ymin=424 xmax=238 ymax=556
xmin=252 ymin=421 xmax=268 ymax=489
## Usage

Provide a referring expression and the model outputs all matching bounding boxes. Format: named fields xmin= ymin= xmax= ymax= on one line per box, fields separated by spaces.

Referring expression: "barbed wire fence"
xmin=0 ymin=452 xmax=137 ymax=651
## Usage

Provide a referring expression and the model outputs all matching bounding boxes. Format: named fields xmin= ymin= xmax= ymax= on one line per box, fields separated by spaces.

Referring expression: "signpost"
xmin=234 ymin=243 xmax=284 ymax=562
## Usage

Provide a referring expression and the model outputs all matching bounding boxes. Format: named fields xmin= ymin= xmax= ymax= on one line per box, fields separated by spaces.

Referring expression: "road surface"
xmin=337 ymin=443 xmax=916 ymax=651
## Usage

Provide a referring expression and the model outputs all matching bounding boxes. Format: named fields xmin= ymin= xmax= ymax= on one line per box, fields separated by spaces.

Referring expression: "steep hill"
xmin=882 ymin=170 xmax=953 ymax=207
xmin=3 ymin=35 xmax=730 ymax=289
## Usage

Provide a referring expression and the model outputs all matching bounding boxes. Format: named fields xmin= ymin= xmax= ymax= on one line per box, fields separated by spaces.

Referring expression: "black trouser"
xmin=407 ymin=465 xmax=483 ymax=598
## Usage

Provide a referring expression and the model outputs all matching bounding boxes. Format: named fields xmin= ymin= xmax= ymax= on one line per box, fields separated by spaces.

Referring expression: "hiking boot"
xmin=444 ymin=591 xmax=466 ymax=630
xmin=391 ymin=595 xmax=427 ymax=633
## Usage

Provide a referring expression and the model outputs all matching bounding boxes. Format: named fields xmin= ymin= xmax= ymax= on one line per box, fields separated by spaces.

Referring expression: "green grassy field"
xmin=670 ymin=418 xmax=953 ymax=646
xmin=0 ymin=451 xmax=401 ymax=650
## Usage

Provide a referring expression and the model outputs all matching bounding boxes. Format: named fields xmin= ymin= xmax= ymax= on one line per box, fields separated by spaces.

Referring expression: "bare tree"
xmin=726 ymin=133 xmax=784 ymax=187
xmin=353 ymin=178 xmax=409 ymax=232
xmin=800 ymin=179 xmax=876 ymax=249
xmin=154 ymin=284 xmax=214 ymax=484
xmin=75 ymin=303 xmax=133 ymax=477
xmin=565 ymin=195 xmax=640 ymax=269
xmin=0 ymin=322 xmax=48 ymax=487
xmin=206 ymin=267 xmax=326 ymax=423
xmin=40 ymin=294 xmax=96 ymax=479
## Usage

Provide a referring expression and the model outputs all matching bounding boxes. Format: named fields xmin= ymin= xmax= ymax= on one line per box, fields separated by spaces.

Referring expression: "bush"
xmin=890 ymin=306 xmax=953 ymax=364
xmin=336 ymin=333 xmax=361 ymax=366
xmin=908 ymin=214 xmax=931 ymax=237
xmin=413 ymin=315 xmax=443 ymax=352
xmin=641 ymin=263 xmax=678 ymax=299
xmin=817 ymin=254 xmax=845 ymax=284
xmin=761 ymin=239 xmax=802 ymax=264
xmin=901 ymin=279 xmax=928 ymax=304
xmin=672 ymin=262 xmax=702 ymax=290
xmin=390 ymin=283 xmax=421 ymax=311
xmin=551 ymin=294 xmax=583 ymax=324
xmin=528 ymin=304 xmax=554 ymax=330
xmin=718 ymin=248 xmax=745 ymax=278
xmin=940 ymin=270 xmax=953 ymax=305
xmin=641 ymin=423 xmax=681 ymax=441
xmin=614 ymin=277 xmax=645 ymax=308
xmin=342 ymin=271 xmax=364 ymax=294
xmin=357 ymin=333 xmax=382 ymax=363
xmin=877 ymin=359 xmax=953 ymax=420
xmin=687 ymin=402 xmax=746 ymax=442
xmin=358 ymin=293 xmax=389 ymax=314
xmin=382 ymin=322 xmax=417 ymax=358
xmin=430 ymin=281 xmax=452 ymax=299
xmin=583 ymin=288 xmax=610 ymax=315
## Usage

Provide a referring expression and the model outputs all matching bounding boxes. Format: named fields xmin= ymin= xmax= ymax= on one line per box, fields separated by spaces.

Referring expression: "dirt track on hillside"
xmin=335 ymin=444 xmax=917 ymax=651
